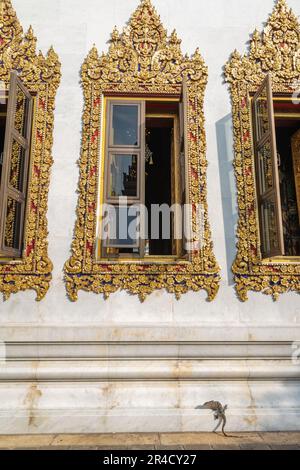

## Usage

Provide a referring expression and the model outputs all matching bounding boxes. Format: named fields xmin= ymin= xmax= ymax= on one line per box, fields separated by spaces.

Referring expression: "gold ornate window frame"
xmin=225 ymin=0 xmax=300 ymax=301
xmin=65 ymin=0 xmax=220 ymax=302
xmin=0 ymin=1 xmax=61 ymax=300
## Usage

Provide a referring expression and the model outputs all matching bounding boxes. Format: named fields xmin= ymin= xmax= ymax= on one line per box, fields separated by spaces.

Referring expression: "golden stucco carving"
xmin=65 ymin=0 xmax=220 ymax=302
xmin=0 ymin=0 xmax=61 ymax=300
xmin=225 ymin=0 xmax=300 ymax=301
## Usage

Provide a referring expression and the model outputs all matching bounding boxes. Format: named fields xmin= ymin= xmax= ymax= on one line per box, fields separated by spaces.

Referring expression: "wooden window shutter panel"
xmin=179 ymin=77 xmax=192 ymax=257
xmin=179 ymin=77 xmax=190 ymax=205
xmin=139 ymin=99 xmax=146 ymax=257
xmin=252 ymin=73 xmax=284 ymax=258
xmin=0 ymin=71 xmax=33 ymax=258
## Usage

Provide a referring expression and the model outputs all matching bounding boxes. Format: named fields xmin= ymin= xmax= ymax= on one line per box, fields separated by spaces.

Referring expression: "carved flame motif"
xmin=225 ymin=0 xmax=300 ymax=301
xmin=65 ymin=0 xmax=220 ymax=302
xmin=82 ymin=0 xmax=207 ymax=88
xmin=226 ymin=0 xmax=300 ymax=85
xmin=0 ymin=0 xmax=61 ymax=300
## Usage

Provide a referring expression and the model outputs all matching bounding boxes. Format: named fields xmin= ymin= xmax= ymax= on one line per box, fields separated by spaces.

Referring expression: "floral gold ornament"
xmin=0 ymin=0 xmax=61 ymax=300
xmin=225 ymin=0 xmax=300 ymax=301
xmin=65 ymin=0 xmax=220 ymax=302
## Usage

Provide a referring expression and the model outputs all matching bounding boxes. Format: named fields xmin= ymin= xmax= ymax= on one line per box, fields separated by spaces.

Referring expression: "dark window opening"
xmin=145 ymin=117 xmax=173 ymax=256
xmin=275 ymin=114 xmax=300 ymax=256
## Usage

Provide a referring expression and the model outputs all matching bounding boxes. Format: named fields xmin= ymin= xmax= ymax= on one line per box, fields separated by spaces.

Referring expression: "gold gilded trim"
xmin=225 ymin=0 xmax=300 ymax=301
xmin=0 ymin=0 xmax=61 ymax=300
xmin=65 ymin=0 xmax=220 ymax=302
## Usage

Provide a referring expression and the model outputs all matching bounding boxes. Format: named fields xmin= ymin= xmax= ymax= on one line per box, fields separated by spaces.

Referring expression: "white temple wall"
xmin=0 ymin=0 xmax=299 ymax=433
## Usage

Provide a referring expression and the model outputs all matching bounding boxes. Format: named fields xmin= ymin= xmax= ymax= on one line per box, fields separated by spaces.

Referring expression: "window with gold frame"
xmin=98 ymin=94 xmax=186 ymax=260
xmin=225 ymin=0 xmax=300 ymax=301
xmin=0 ymin=72 xmax=34 ymax=259
xmin=0 ymin=1 xmax=60 ymax=300
xmin=65 ymin=0 xmax=220 ymax=302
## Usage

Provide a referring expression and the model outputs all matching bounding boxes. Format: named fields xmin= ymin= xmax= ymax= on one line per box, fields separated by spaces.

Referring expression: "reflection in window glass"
xmin=112 ymin=104 xmax=138 ymax=146
xmin=104 ymin=205 xmax=140 ymax=247
xmin=109 ymin=154 xmax=138 ymax=198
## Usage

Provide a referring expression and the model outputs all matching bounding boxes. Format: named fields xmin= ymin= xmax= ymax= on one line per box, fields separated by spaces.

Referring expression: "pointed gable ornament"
xmin=65 ymin=0 xmax=220 ymax=302
xmin=225 ymin=0 xmax=300 ymax=301
xmin=0 ymin=0 xmax=61 ymax=300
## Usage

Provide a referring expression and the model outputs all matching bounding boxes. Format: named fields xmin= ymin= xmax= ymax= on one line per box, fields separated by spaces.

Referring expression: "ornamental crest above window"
xmin=0 ymin=0 xmax=60 ymax=300
xmin=225 ymin=0 xmax=300 ymax=300
xmin=65 ymin=0 xmax=220 ymax=301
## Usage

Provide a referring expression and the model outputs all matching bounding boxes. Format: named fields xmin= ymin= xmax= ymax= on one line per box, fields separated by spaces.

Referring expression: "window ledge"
xmin=94 ymin=256 xmax=190 ymax=265
xmin=261 ymin=257 xmax=300 ymax=265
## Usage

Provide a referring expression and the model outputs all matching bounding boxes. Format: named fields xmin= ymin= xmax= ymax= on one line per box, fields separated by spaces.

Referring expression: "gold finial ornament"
xmin=225 ymin=0 xmax=300 ymax=300
xmin=65 ymin=0 xmax=220 ymax=302
xmin=0 ymin=0 xmax=61 ymax=300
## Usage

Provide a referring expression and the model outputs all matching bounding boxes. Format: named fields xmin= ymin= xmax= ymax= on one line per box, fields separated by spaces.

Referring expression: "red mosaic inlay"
xmin=26 ymin=240 xmax=35 ymax=257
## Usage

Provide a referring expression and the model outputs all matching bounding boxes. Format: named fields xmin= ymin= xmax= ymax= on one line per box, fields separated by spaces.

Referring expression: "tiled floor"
xmin=0 ymin=433 xmax=299 ymax=450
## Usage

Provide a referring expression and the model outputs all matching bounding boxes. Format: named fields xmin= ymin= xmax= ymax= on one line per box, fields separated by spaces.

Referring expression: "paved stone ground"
xmin=0 ymin=433 xmax=299 ymax=450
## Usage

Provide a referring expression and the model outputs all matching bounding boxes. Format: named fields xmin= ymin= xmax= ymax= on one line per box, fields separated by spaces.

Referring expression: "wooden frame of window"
xmin=179 ymin=77 xmax=191 ymax=260
xmin=225 ymin=0 xmax=300 ymax=301
xmin=252 ymin=74 xmax=285 ymax=259
xmin=0 ymin=1 xmax=60 ymax=300
xmin=0 ymin=72 xmax=33 ymax=258
xmin=99 ymin=99 xmax=188 ymax=261
xmin=108 ymin=101 xmax=142 ymax=149
xmin=98 ymin=102 xmax=188 ymax=262
xmin=105 ymin=100 xmax=144 ymax=205
xmin=65 ymin=0 xmax=220 ymax=302
xmin=102 ymin=99 xmax=145 ymax=257
xmin=101 ymin=99 xmax=183 ymax=260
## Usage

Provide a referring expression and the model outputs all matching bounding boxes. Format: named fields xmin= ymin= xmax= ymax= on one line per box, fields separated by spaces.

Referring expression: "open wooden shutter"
xmin=253 ymin=73 xmax=284 ymax=258
xmin=179 ymin=76 xmax=189 ymax=206
xmin=179 ymin=77 xmax=191 ymax=257
xmin=0 ymin=71 xmax=33 ymax=258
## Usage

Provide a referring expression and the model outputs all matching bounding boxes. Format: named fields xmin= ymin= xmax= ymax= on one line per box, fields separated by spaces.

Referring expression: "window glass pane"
xmin=257 ymin=139 xmax=273 ymax=194
xmin=104 ymin=205 xmax=140 ymax=247
xmin=254 ymin=83 xmax=269 ymax=141
xmin=260 ymin=199 xmax=279 ymax=255
xmin=9 ymin=139 xmax=26 ymax=192
xmin=112 ymin=104 xmax=139 ymax=146
xmin=14 ymin=84 xmax=29 ymax=138
xmin=109 ymin=154 xmax=138 ymax=198
xmin=4 ymin=197 xmax=22 ymax=250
